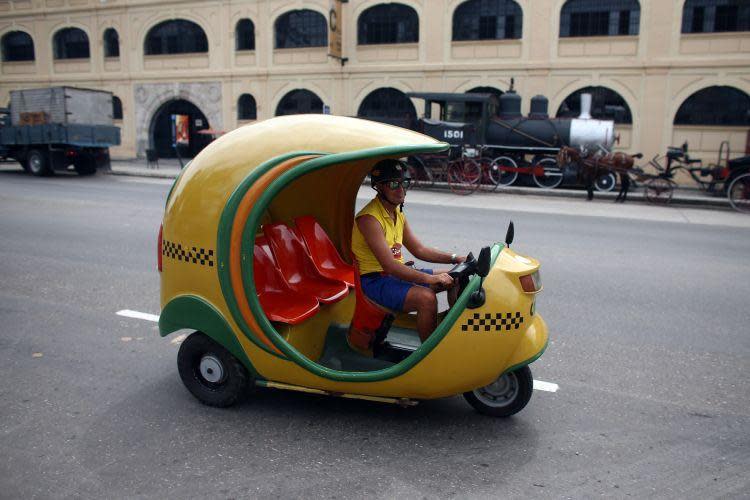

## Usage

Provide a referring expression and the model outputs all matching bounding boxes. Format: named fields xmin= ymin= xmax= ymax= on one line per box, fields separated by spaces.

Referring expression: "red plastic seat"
xmin=294 ymin=216 xmax=355 ymax=288
xmin=253 ymin=242 xmax=319 ymax=325
xmin=347 ymin=262 xmax=395 ymax=355
xmin=263 ymin=223 xmax=349 ymax=304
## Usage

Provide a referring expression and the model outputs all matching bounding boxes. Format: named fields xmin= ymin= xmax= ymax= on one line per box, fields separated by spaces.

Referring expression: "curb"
xmin=108 ymin=168 xmax=732 ymax=210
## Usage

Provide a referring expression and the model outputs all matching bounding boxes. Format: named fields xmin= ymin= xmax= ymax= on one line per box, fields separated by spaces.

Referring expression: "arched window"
xmin=275 ymin=89 xmax=323 ymax=116
xmin=358 ymin=3 xmax=419 ymax=45
xmin=453 ymin=0 xmax=522 ymax=41
xmin=275 ymin=10 xmax=327 ymax=49
xmin=357 ymin=88 xmax=417 ymax=128
xmin=556 ymin=86 xmax=633 ymax=124
xmin=103 ymin=28 xmax=119 ymax=58
xmin=144 ymin=19 xmax=208 ymax=55
xmin=682 ymin=0 xmax=750 ymax=33
xmin=674 ymin=86 xmax=750 ymax=126
xmin=53 ymin=27 xmax=90 ymax=59
xmin=560 ymin=0 xmax=640 ymax=37
xmin=112 ymin=95 xmax=123 ymax=120
xmin=2 ymin=31 xmax=35 ymax=62
xmin=237 ymin=93 xmax=257 ymax=120
xmin=236 ymin=19 xmax=255 ymax=51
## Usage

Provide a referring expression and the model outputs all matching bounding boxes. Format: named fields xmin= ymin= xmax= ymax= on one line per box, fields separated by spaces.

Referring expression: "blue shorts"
xmin=360 ymin=269 xmax=433 ymax=312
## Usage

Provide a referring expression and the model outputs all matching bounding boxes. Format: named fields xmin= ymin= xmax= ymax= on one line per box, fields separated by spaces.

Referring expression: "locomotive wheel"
xmin=532 ymin=157 xmax=563 ymax=189
xmin=595 ymin=172 xmax=617 ymax=192
xmin=489 ymin=156 xmax=519 ymax=188
xmin=728 ymin=173 xmax=750 ymax=213
xmin=644 ymin=178 xmax=674 ymax=204
xmin=406 ymin=157 xmax=434 ymax=189
xmin=447 ymin=159 xmax=480 ymax=196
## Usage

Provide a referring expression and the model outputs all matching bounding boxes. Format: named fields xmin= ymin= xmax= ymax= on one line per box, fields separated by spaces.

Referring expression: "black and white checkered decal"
xmin=462 ymin=312 xmax=524 ymax=332
xmin=162 ymin=240 xmax=215 ymax=267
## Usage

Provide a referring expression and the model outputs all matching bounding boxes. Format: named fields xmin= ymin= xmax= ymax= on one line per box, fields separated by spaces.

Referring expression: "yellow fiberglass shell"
xmin=158 ymin=114 xmax=548 ymax=400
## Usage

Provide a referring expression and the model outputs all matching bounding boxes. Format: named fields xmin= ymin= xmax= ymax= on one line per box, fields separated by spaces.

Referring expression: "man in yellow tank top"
xmin=352 ymin=159 xmax=465 ymax=342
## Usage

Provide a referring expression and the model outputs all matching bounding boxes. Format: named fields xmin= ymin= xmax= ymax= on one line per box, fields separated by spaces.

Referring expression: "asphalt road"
xmin=1 ymin=169 xmax=748 ymax=499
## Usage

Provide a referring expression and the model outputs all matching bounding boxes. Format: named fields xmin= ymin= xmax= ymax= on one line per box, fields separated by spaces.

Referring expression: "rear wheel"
xmin=645 ymin=177 xmax=674 ymax=204
xmin=177 ymin=331 xmax=250 ymax=407
xmin=27 ymin=149 xmax=52 ymax=177
xmin=74 ymin=155 xmax=97 ymax=176
xmin=447 ymin=158 xmax=480 ymax=195
xmin=728 ymin=173 xmax=750 ymax=213
xmin=532 ymin=157 xmax=563 ymax=189
xmin=464 ymin=365 xmax=533 ymax=417
xmin=489 ymin=156 xmax=519 ymax=188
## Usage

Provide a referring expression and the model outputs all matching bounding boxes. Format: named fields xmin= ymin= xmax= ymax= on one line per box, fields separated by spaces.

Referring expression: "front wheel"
xmin=27 ymin=149 xmax=52 ymax=177
xmin=463 ymin=365 xmax=533 ymax=417
xmin=595 ymin=172 xmax=617 ymax=192
xmin=177 ymin=331 xmax=250 ymax=407
xmin=728 ymin=173 xmax=750 ymax=213
xmin=645 ymin=177 xmax=674 ymax=204
xmin=489 ymin=155 xmax=519 ymax=187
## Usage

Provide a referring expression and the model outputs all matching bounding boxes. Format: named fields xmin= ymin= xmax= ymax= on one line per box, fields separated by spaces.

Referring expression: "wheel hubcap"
xmin=474 ymin=372 xmax=519 ymax=408
xmin=30 ymin=156 xmax=41 ymax=172
xmin=199 ymin=354 xmax=225 ymax=384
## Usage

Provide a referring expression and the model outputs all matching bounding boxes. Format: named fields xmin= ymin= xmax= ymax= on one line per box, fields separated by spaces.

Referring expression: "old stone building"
xmin=1 ymin=0 xmax=748 ymax=164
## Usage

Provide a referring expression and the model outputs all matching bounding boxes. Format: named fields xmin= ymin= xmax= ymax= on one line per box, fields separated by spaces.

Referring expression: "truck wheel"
xmin=177 ymin=331 xmax=249 ymax=407
xmin=463 ymin=365 xmax=533 ymax=417
xmin=74 ymin=156 xmax=97 ymax=176
xmin=27 ymin=149 xmax=52 ymax=177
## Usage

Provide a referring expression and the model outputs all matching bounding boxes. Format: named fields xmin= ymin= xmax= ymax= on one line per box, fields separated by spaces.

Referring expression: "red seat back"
xmin=263 ymin=222 xmax=324 ymax=286
xmin=253 ymin=242 xmax=291 ymax=295
xmin=294 ymin=216 xmax=354 ymax=286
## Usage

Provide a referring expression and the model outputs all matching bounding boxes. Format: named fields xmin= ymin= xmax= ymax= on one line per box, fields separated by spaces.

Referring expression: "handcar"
xmin=158 ymin=115 xmax=549 ymax=417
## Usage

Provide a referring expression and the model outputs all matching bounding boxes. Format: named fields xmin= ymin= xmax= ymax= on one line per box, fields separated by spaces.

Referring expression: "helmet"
xmin=370 ymin=159 xmax=408 ymax=185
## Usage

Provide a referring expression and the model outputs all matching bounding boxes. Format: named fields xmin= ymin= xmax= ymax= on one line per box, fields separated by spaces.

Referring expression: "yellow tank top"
xmin=351 ymin=197 xmax=405 ymax=274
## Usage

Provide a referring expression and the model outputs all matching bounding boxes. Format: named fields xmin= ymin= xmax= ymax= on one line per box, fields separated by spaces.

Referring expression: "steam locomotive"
xmin=406 ymin=84 xmax=618 ymax=189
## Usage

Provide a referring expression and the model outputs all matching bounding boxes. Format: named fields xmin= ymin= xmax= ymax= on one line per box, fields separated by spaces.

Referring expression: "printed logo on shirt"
xmin=390 ymin=243 xmax=402 ymax=260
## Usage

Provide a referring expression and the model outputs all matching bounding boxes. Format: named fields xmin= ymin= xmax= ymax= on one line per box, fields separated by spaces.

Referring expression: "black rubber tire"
xmin=177 ymin=331 xmax=249 ymax=407
xmin=463 ymin=365 xmax=533 ymax=417
xmin=74 ymin=156 xmax=97 ymax=176
xmin=27 ymin=149 xmax=52 ymax=177
xmin=595 ymin=172 xmax=617 ymax=192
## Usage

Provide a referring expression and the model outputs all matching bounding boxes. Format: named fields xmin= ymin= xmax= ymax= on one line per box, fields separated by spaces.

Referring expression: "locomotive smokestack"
xmin=579 ymin=93 xmax=592 ymax=119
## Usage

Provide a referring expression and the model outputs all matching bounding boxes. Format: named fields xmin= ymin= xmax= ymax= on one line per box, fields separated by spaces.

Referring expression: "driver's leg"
xmin=402 ymin=285 xmax=438 ymax=342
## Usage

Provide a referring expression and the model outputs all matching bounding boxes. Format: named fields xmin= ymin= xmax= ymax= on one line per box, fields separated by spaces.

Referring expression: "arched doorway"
xmin=357 ymin=87 xmax=417 ymax=129
xmin=149 ymin=99 xmax=212 ymax=158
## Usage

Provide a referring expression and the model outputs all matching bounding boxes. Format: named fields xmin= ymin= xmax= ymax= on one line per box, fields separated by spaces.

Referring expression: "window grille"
xmin=357 ymin=88 xmax=417 ymax=128
xmin=236 ymin=19 xmax=255 ymax=51
xmin=104 ymin=28 xmax=119 ymax=58
xmin=358 ymin=4 xmax=419 ymax=45
xmin=682 ymin=0 xmax=750 ymax=33
xmin=556 ymin=86 xmax=633 ymax=124
xmin=53 ymin=28 xmax=90 ymax=59
xmin=560 ymin=0 xmax=640 ymax=37
xmin=238 ymin=94 xmax=257 ymax=120
xmin=1 ymin=31 xmax=35 ymax=61
xmin=275 ymin=89 xmax=324 ymax=116
xmin=275 ymin=10 xmax=327 ymax=48
xmin=112 ymin=96 xmax=123 ymax=120
xmin=453 ymin=0 xmax=523 ymax=41
xmin=674 ymin=86 xmax=750 ymax=126
xmin=144 ymin=20 xmax=208 ymax=55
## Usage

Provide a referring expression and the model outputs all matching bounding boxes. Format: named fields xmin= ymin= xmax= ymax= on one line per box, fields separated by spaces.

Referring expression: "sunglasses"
xmin=382 ymin=179 xmax=411 ymax=190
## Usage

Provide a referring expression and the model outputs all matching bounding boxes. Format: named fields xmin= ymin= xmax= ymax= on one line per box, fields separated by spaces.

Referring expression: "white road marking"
xmin=533 ymin=380 xmax=559 ymax=392
xmin=116 ymin=309 xmax=159 ymax=323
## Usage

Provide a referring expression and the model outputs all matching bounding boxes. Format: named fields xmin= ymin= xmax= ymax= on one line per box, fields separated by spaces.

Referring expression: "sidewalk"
xmin=108 ymin=157 xmax=732 ymax=209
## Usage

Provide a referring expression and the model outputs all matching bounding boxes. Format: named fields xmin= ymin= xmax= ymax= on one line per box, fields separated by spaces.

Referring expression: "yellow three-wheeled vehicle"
xmin=158 ymin=115 xmax=548 ymax=417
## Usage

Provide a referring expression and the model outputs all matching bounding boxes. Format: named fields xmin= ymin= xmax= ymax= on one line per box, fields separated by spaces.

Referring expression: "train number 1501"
xmin=444 ymin=130 xmax=464 ymax=140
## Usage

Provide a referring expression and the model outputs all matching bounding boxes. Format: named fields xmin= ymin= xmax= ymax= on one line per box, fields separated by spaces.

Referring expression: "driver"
xmin=351 ymin=159 xmax=465 ymax=342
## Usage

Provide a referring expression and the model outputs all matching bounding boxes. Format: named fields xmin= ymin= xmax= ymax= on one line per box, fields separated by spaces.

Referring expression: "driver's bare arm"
xmin=402 ymin=220 xmax=466 ymax=265
xmin=356 ymin=215 xmax=452 ymax=287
